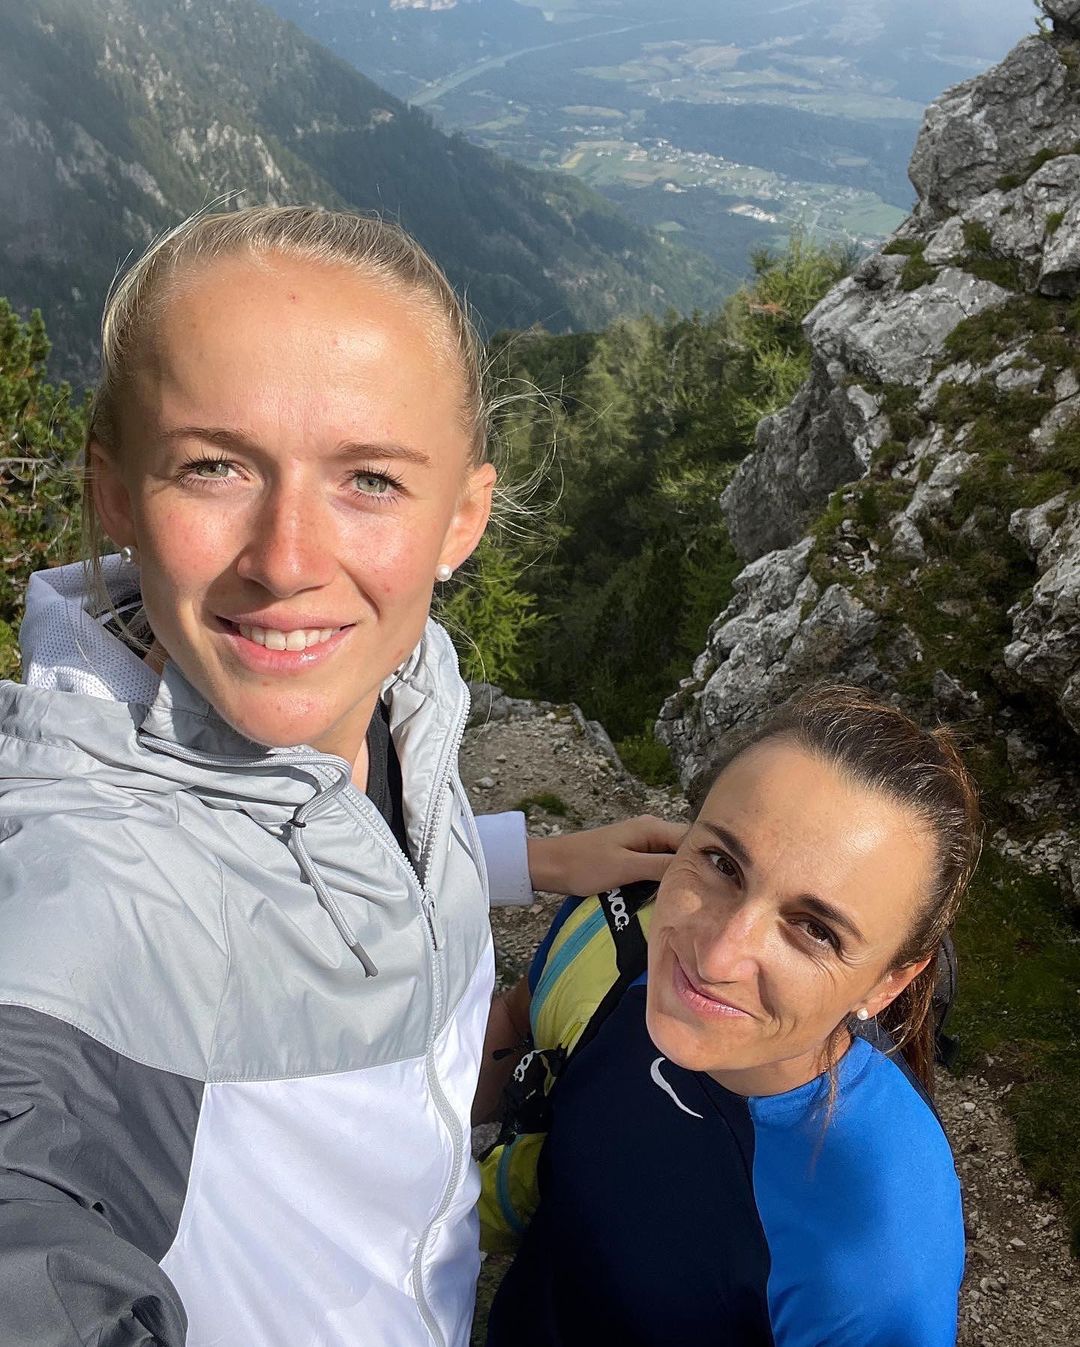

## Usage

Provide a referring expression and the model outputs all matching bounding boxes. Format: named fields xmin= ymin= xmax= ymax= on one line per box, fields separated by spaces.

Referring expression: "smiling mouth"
xmin=219 ymin=619 xmax=354 ymax=653
xmin=673 ymin=955 xmax=753 ymax=1020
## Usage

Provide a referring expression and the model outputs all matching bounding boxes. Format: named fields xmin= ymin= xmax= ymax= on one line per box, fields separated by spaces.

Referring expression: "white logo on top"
xmin=649 ymin=1056 xmax=703 ymax=1119
xmin=607 ymin=890 xmax=630 ymax=931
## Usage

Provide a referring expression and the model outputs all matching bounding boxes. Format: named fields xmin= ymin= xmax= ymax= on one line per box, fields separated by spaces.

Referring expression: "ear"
xmin=437 ymin=460 xmax=496 ymax=573
xmin=861 ymin=955 xmax=932 ymax=1020
xmin=89 ymin=439 xmax=136 ymax=550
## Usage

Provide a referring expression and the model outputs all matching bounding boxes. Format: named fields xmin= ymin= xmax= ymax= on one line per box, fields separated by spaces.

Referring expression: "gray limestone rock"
xmin=890 ymin=515 xmax=928 ymax=563
xmin=910 ymin=38 xmax=1080 ymax=220
xmin=903 ymin=450 xmax=975 ymax=524
xmin=924 ymin=216 xmax=967 ymax=266
xmin=1006 ymin=498 xmax=1080 ymax=733
xmin=720 ymin=371 xmax=886 ymax=561
xmin=961 ymin=158 xmax=1080 ymax=273
xmin=1040 ymin=198 xmax=1080 ymax=295
xmin=657 ymin=540 xmax=884 ymax=788
xmin=1042 ymin=0 xmax=1080 ymax=31
xmin=807 ymin=268 xmax=1011 ymax=387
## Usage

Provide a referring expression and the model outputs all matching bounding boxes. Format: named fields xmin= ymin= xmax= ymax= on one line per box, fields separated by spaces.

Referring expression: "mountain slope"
xmin=0 ymin=0 xmax=720 ymax=383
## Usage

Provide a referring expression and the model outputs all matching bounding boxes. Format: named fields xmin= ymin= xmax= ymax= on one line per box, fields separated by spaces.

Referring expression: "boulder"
xmin=806 ymin=268 xmax=1011 ymax=387
xmin=1042 ymin=0 xmax=1080 ymax=31
xmin=720 ymin=369 xmax=886 ymax=561
xmin=1005 ymin=497 xmax=1080 ymax=733
xmin=909 ymin=38 xmax=1080 ymax=220
xmin=657 ymin=539 xmax=884 ymax=788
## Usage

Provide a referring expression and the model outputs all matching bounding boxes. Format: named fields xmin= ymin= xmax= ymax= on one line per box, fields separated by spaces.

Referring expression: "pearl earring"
xmin=119 ymin=544 xmax=138 ymax=566
xmin=435 ymin=564 xmax=453 ymax=582
xmin=856 ymin=1007 xmax=870 ymax=1022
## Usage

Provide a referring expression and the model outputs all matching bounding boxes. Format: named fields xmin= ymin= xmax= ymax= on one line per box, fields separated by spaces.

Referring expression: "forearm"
xmin=472 ymin=977 xmax=531 ymax=1125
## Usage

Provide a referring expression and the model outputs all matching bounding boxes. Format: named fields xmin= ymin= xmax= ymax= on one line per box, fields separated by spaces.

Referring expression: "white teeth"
xmin=234 ymin=623 xmax=340 ymax=651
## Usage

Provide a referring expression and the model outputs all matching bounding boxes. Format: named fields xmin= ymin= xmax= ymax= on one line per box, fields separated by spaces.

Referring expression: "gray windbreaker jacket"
xmin=0 ymin=559 xmax=513 ymax=1347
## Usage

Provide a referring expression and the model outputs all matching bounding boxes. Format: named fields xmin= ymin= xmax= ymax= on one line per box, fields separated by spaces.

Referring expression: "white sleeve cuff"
xmin=474 ymin=811 xmax=533 ymax=907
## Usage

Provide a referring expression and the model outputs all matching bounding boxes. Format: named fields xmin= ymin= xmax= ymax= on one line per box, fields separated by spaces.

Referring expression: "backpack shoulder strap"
xmin=562 ymin=881 xmax=654 ymax=1062
xmin=490 ymin=882 xmax=656 ymax=1149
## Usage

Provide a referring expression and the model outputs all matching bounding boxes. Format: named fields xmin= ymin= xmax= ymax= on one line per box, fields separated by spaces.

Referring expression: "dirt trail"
xmin=461 ymin=709 xmax=1080 ymax=1347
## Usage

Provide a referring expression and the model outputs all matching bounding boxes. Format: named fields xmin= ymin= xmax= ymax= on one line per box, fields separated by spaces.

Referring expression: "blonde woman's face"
xmin=645 ymin=741 xmax=934 ymax=1097
xmin=93 ymin=253 xmax=493 ymax=761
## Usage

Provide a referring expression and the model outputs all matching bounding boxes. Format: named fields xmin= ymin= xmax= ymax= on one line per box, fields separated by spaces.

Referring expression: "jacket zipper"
xmin=409 ymin=681 xmax=473 ymax=1347
xmin=143 ymin=680 xmax=479 ymax=1347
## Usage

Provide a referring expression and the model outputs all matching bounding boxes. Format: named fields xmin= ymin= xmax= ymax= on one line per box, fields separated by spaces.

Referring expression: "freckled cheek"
xmin=339 ymin=517 xmax=445 ymax=595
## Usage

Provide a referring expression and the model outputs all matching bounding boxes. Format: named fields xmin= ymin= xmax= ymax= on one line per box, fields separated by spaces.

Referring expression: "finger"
xmin=627 ymin=817 xmax=685 ymax=853
xmin=620 ymin=849 xmax=676 ymax=882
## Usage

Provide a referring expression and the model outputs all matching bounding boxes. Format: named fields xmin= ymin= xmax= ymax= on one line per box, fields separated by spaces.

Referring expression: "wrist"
xmin=526 ymin=835 xmax=562 ymax=894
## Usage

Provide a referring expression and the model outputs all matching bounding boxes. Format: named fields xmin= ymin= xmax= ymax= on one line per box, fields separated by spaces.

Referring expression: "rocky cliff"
xmin=658 ymin=6 xmax=1080 ymax=908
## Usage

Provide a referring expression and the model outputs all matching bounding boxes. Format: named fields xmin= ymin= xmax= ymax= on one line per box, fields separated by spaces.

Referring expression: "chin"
xmin=646 ymin=991 xmax=751 ymax=1077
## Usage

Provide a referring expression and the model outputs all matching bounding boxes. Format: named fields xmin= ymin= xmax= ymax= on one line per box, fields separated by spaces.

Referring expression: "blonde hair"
xmin=82 ymin=205 xmax=492 ymax=618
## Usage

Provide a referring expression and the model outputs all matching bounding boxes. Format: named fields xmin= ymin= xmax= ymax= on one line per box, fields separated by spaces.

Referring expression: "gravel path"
xmin=461 ymin=709 xmax=1080 ymax=1347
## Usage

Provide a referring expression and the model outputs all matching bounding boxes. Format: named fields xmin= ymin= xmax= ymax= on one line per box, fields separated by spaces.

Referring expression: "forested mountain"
xmin=0 ymin=0 xmax=720 ymax=384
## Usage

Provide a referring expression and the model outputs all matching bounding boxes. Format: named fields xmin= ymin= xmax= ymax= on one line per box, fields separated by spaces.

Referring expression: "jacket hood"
xmin=3 ymin=558 xmax=467 ymax=817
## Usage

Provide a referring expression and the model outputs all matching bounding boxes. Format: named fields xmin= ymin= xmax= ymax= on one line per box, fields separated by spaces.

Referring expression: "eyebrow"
xmin=696 ymin=822 xmax=755 ymax=870
xmin=696 ymin=821 xmax=867 ymax=945
xmin=797 ymin=894 xmax=866 ymax=946
xmin=161 ymin=426 xmax=432 ymax=467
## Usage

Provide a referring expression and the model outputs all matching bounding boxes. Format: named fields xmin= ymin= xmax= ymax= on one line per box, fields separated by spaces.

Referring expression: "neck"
xmin=707 ymin=1029 xmax=851 ymax=1098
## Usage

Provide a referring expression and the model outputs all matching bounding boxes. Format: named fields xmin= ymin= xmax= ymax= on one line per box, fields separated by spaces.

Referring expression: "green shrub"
xmin=513 ymin=792 xmax=570 ymax=817
xmin=0 ymin=301 xmax=86 ymax=653
xmin=942 ymin=296 xmax=1056 ymax=367
xmin=438 ymin=535 xmax=546 ymax=689
xmin=616 ymin=728 xmax=677 ymax=786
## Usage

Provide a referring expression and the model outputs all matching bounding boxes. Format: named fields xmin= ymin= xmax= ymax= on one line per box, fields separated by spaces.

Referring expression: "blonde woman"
xmin=0 ymin=207 xmax=679 ymax=1347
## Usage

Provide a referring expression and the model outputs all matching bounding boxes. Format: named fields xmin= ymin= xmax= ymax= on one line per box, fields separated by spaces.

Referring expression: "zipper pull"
xmin=422 ymin=892 xmax=444 ymax=951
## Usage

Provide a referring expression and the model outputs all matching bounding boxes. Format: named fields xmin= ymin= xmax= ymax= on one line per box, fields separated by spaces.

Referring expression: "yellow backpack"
xmin=477 ymin=883 xmax=656 ymax=1254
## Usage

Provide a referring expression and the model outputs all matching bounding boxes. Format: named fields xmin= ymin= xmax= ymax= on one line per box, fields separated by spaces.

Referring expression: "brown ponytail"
xmin=691 ymin=691 xmax=982 ymax=1095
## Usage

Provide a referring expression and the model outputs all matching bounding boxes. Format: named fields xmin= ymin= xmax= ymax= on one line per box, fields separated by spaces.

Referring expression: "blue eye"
xmin=179 ymin=457 xmax=236 ymax=483
xmin=354 ymin=473 xmax=392 ymax=496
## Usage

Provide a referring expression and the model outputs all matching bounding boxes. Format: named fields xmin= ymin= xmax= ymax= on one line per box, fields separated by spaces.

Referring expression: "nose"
xmin=234 ymin=478 xmax=336 ymax=598
xmin=692 ymin=898 xmax=764 ymax=985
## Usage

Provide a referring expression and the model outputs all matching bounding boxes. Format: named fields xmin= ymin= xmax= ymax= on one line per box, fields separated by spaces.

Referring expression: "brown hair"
xmin=689 ymin=684 xmax=982 ymax=1094
xmin=81 ymin=204 xmax=492 ymax=620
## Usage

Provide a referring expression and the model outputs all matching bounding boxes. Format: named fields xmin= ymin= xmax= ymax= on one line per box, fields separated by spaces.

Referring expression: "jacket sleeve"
xmin=474 ymin=810 xmax=532 ymax=907
xmin=0 ymin=1002 xmax=200 ymax=1346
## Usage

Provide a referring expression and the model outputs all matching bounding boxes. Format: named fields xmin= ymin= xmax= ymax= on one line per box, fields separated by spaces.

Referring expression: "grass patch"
xmin=513 ymin=792 xmax=571 ymax=817
xmin=950 ymin=849 xmax=1080 ymax=1255
xmin=996 ymin=141 xmax=1080 ymax=191
xmin=1047 ymin=210 xmax=1066 ymax=235
xmin=899 ymin=246 xmax=939 ymax=293
xmin=878 ymin=381 xmax=926 ymax=442
xmin=882 ymin=238 xmax=924 ymax=257
xmin=941 ymin=296 xmax=1056 ymax=368
xmin=957 ymin=222 xmax=1027 ymax=292
xmin=934 ymin=381 xmax=1052 ymax=449
xmin=617 ymin=729 xmax=677 ymax=786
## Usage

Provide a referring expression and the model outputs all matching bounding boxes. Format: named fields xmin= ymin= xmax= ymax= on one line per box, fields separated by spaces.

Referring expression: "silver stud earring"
xmin=856 ymin=1007 xmax=870 ymax=1022
xmin=435 ymin=564 xmax=453 ymax=582
xmin=119 ymin=544 xmax=138 ymax=566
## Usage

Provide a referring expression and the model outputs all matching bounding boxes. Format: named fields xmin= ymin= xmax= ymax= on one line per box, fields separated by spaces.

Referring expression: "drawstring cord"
xmin=139 ymin=731 xmax=380 ymax=977
xmin=288 ymin=775 xmax=379 ymax=978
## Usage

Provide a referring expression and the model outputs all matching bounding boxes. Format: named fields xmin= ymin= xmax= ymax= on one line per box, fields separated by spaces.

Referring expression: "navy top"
xmin=487 ymin=979 xmax=964 ymax=1347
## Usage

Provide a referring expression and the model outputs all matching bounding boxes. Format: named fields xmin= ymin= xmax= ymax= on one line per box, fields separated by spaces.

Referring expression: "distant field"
xmin=268 ymin=0 xmax=1035 ymax=300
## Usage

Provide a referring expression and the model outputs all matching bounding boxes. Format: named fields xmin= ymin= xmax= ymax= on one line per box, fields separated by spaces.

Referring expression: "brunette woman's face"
xmin=92 ymin=253 xmax=494 ymax=760
xmin=646 ymin=740 xmax=934 ymax=1096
